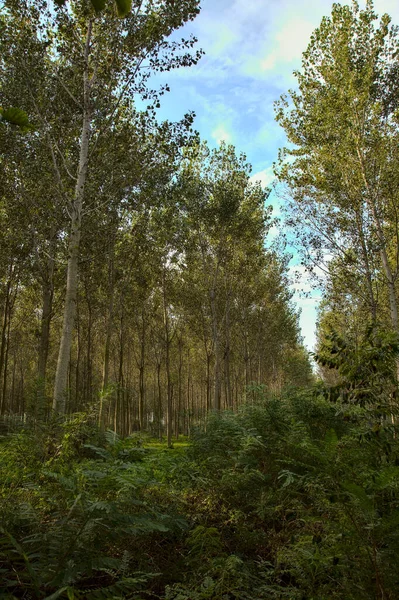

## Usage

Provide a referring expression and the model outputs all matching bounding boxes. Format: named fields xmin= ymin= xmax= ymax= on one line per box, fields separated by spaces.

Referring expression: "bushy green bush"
xmin=0 ymin=417 xmax=187 ymax=599
xmin=185 ymin=393 xmax=399 ymax=599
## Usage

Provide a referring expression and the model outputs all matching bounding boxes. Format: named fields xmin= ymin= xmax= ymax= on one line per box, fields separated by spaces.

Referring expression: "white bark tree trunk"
xmin=53 ymin=20 xmax=93 ymax=414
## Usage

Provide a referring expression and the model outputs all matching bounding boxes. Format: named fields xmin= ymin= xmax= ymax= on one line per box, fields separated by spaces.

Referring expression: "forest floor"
xmin=1 ymin=393 xmax=399 ymax=599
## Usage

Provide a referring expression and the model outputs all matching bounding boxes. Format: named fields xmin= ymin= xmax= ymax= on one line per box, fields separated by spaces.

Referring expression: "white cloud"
xmin=260 ymin=18 xmax=315 ymax=72
xmin=211 ymin=124 xmax=232 ymax=144
xmin=250 ymin=166 xmax=275 ymax=188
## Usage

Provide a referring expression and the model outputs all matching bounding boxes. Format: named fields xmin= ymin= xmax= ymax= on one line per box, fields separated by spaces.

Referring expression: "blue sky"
xmin=150 ymin=0 xmax=399 ymax=351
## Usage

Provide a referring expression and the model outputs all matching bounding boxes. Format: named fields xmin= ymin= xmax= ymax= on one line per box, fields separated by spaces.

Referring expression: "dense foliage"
xmin=1 ymin=376 xmax=399 ymax=599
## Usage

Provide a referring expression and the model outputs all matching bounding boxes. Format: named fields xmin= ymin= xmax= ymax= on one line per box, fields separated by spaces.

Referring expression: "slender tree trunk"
xmin=0 ymin=265 xmax=14 ymax=416
xmin=37 ymin=235 xmax=56 ymax=410
xmin=224 ymin=292 xmax=232 ymax=407
xmin=99 ymin=255 xmax=115 ymax=426
xmin=244 ymin=331 xmax=250 ymax=401
xmin=117 ymin=311 xmax=124 ymax=434
xmin=10 ymin=351 xmax=16 ymax=413
xmin=53 ymin=20 xmax=93 ymax=414
xmin=86 ymin=298 xmax=93 ymax=405
xmin=162 ymin=268 xmax=173 ymax=447
xmin=177 ymin=336 xmax=183 ymax=439
xmin=2 ymin=311 xmax=12 ymax=413
xmin=157 ymin=360 xmax=162 ymax=440
xmin=74 ymin=299 xmax=81 ymax=412
xmin=138 ymin=310 xmax=146 ymax=431
xmin=186 ymin=349 xmax=191 ymax=435
xmin=210 ymin=287 xmax=221 ymax=410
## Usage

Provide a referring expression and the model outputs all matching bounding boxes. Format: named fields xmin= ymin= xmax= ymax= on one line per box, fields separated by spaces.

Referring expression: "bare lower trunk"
xmin=0 ymin=271 xmax=12 ymax=416
xmin=176 ymin=336 xmax=183 ymax=439
xmin=138 ymin=310 xmax=146 ymax=430
xmin=37 ymin=248 xmax=55 ymax=414
xmin=206 ymin=351 xmax=211 ymax=411
xmin=162 ymin=268 xmax=173 ymax=448
xmin=2 ymin=312 xmax=11 ymax=412
xmin=244 ymin=331 xmax=250 ymax=400
xmin=157 ymin=361 xmax=162 ymax=440
xmin=53 ymin=20 xmax=93 ymax=414
xmin=85 ymin=301 xmax=93 ymax=404
xmin=186 ymin=349 xmax=191 ymax=435
xmin=99 ymin=256 xmax=114 ymax=427
xmin=117 ymin=312 xmax=124 ymax=435
xmin=210 ymin=287 xmax=221 ymax=410
xmin=224 ymin=293 xmax=232 ymax=407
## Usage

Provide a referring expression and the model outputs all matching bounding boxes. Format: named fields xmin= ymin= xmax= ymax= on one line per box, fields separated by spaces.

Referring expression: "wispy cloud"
xmin=250 ymin=166 xmax=275 ymax=188
xmin=211 ymin=123 xmax=232 ymax=144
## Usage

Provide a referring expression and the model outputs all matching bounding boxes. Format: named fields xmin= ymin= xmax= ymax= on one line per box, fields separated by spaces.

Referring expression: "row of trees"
xmin=276 ymin=0 xmax=399 ymax=381
xmin=0 ymin=0 xmax=311 ymax=437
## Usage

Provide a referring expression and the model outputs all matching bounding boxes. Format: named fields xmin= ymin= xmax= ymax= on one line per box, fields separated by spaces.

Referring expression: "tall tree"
xmin=275 ymin=0 xmax=399 ymax=334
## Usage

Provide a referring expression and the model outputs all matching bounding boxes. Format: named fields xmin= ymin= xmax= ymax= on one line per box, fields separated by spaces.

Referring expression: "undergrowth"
xmin=1 ymin=390 xmax=399 ymax=599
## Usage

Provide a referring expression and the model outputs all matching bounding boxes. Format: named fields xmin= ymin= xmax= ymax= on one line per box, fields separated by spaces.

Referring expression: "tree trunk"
xmin=162 ymin=268 xmax=173 ymax=448
xmin=53 ymin=20 xmax=93 ymax=414
xmin=244 ymin=331 xmax=250 ymax=400
xmin=37 ymin=235 xmax=56 ymax=411
xmin=157 ymin=360 xmax=162 ymax=440
xmin=224 ymin=291 xmax=232 ymax=407
xmin=2 ymin=309 xmax=12 ymax=413
xmin=138 ymin=309 xmax=146 ymax=431
xmin=176 ymin=335 xmax=183 ymax=439
xmin=186 ymin=349 xmax=191 ymax=435
xmin=99 ymin=255 xmax=115 ymax=426
xmin=74 ymin=299 xmax=81 ymax=413
xmin=210 ymin=287 xmax=221 ymax=410
xmin=206 ymin=351 xmax=211 ymax=412
xmin=0 ymin=264 xmax=15 ymax=416
xmin=86 ymin=297 xmax=93 ymax=405
xmin=117 ymin=311 xmax=124 ymax=434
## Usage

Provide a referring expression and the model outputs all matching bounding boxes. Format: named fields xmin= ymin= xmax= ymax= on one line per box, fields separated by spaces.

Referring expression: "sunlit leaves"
xmin=0 ymin=107 xmax=33 ymax=131
xmin=53 ymin=0 xmax=131 ymax=17
xmin=90 ymin=0 xmax=107 ymax=13
xmin=114 ymin=0 xmax=132 ymax=18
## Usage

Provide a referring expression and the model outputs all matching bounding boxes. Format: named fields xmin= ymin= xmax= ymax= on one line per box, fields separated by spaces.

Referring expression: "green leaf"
xmin=342 ymin=482 xmax=374 ymax=513
xmin=0 ymin=107 xmax=33 ymax=130
xmin=43 ymin=587 xmax=70 ymax=600
xmin=324 ymin=428 xmax=338 ymax=456
xmin=91 ymin=0 xmax=107 ymax=13
xmin=0 ymin=529 xmax=40 ymax=594
xmin=114 ymin=0 xmax=132 ymax=17
xmin=374 ymin=466 xmax=399 ymax=490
